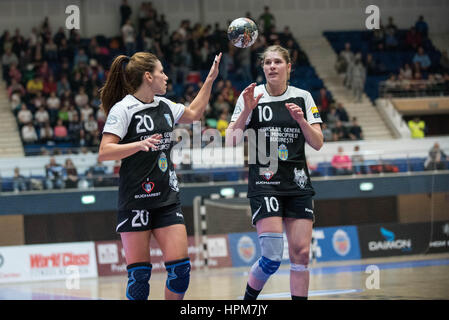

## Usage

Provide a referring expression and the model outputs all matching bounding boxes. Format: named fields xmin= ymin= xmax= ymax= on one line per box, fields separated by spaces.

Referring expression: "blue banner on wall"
xmin=311 ymin=226 xmax=361 ymax=262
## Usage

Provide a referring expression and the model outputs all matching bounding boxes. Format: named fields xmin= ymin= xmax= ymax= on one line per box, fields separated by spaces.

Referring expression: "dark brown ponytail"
xmin=100 ymin=55 xmax=132 ymax=116
xmin=100 ymin=52 xmax=159 ymax=116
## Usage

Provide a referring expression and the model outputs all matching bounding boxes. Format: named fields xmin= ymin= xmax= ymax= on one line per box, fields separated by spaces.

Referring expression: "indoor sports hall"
xmin=0 ymin=0 xmax=448 ymax=300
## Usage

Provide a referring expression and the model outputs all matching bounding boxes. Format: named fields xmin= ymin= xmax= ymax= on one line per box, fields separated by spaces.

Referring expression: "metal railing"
xmin=379 ymin=79 xmax=449 ymax=98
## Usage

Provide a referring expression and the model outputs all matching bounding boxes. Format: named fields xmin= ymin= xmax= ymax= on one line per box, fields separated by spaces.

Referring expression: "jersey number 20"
xmin=135 ymin=114 xmax=154 ymax=133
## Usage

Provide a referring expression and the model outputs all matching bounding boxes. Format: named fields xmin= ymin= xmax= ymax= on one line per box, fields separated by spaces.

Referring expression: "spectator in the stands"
xmin=332 ymin=120 xmax=349 ymax=141
xmin=17 ymin=103 xmax=33 ymax=127
xmin=365 ymin=53 xmax=381 ymax=76
xmin=1 ymin=48 xmax=19 ymax=80
xmin=321 ymin=123 xmax=333 ymax=142
xmin=413 ymin=47 xmax=431 ymax=71
xmin=74 ymin=86 xmax=89 ymax=109
xmin=331 ymin=146 xmax=352 ymax=176
xmin=351 ymin=145 xmax=366 ymax=175
xmin=336 ymin=42 xmax=354 ymax=74
xmin=7 ymin=78 xmax=25 ymax=99
xmin=84 ymin=114 xmax=99 ymax=145
xmin=86 ymin=158 xmax=109 ymax=187
xmin=385 ymin=17 xmax=399 ymax=50
xmin=43 ymin=74 xmax=57 ymax=96
xmin=408 ymin=117 xmax=426 ymax=139
xmin=57 ymin=75 xmax=71 ymax=96
xmin=424 ymin=142 xmax=447 ymax=171
xmin=400 ymin=63 xmax=413 ymax=80
xmin=34 ymin=105 xmax=50 ymax=128
xmin=73 ymin=48 xmax=89 ymax=68
xmin=46 ymin=91 xmax=61 ymax=123
xmin=21 ymin=122 xmax=38 ymax=144
xmin=350 ymin=54 xmax=366 ymax=102
xmin=120 ymin=0 xmax=132 ymax=27
xmin=405 ymin=27 xmax=422 ymax=50
xmin=13 ymin=167 xmax=27 ymax=193
xmin=316 ymin=88 xmax=332 ymax=121
xmin=216 ymin=112 xmax=229 ymax=137
xmin=326 ymin=106 xmax=339 ymax=129
xmin=39 ymin=121 xmax=54 ymax=143
xmin=415 ymin=15 xmax=428 ymax=38
xmin=54 ymin=119 xmax=69 ymax=142
xmin=45 ymin=157 xmax=65 ymax=189
xmin=8 ymin=63 xmax=21 ymax=84
xmin=335 ymin=102 xmax=349 ymax=123
xmin=26 ymin=75 xmax=44 ymax=97
xmin=68 ymin=113 xmax=82 ymax=143
xmin=349 ymin=117 xmax=364 ymax=140
xmin=64 ymin=158 xmax=79 ymax=189
xmin=122 ymin=18 xmax=136 ymax=56
xmin=258 ymin=6 xmax=276 ymax=35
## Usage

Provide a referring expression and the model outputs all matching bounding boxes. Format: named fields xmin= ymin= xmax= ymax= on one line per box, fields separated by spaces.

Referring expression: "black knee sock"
xmin=243 ymin=283 xmax=261 ymax=300
xmin=292 ymin=295 xmax=308 ymax=300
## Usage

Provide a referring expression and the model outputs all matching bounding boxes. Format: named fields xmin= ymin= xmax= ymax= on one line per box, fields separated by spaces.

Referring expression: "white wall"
xmin=0 ymin=0 xmax=448 ymax=39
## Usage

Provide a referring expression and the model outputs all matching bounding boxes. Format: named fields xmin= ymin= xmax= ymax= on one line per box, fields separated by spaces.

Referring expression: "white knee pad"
xmin=291 ymin=263 xmax=308 ymax=272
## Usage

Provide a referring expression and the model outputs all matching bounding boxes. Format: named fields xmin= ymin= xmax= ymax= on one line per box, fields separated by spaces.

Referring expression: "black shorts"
xmin=249 ymin=195 xmax=315 ymax=226
xmin=116 ymin=202 xmax=185 ymax=233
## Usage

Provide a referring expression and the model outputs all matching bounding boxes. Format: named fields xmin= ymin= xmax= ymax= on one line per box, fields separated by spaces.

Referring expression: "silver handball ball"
xmin=227 ymin=18 xmax=258 ymax=48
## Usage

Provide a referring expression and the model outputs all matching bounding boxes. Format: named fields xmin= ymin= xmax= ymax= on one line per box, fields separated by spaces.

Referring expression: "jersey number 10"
xmin=258 ymin=105 xmax=273 ymax=122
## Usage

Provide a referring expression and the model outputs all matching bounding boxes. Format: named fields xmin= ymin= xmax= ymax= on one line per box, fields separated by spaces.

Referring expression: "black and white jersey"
xmin=103 ymin=94 xmax=185 ymax=211
xmin=231 ymin=85 xmax=322 ymax=198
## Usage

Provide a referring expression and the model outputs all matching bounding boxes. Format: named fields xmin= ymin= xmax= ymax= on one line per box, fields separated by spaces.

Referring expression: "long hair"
xmin=100 ymin=52 xmax=159 ymax=116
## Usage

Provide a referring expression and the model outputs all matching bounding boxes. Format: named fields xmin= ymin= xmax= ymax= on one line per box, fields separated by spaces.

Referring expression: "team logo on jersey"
xmin=106 ymin=114 xmax=118 ymax=125
xmin=311 ymin=106 xmax=321 ymax=119
xmin=293 ymin=168 xmax=308 ymax=189
xmin=164 ymin=114 xmax=173 ymax=128
xmin=278 ymin=144 xmax=288 ymax=161
xmin=169 ymin=170 xmax=179 ymax=192
xmin=262 ymin=170 xmax=274 ymax=181
xmin=142 ymin=181 xmax=155 ymax=194
xmin=158 ymin=152 xmax=168 ymax=172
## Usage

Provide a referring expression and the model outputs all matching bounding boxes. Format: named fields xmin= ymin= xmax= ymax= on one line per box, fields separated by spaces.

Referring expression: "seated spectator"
xmin=349 ymin=117 xmax=364 ymax=140
xmin=365 ymin=53 xmax=380 ymax=76
xmin=73 ymin=48 xmax=89 ymax=67
xmin=26 ymin=75 xmax=44 ymax=97
xmin=1 ymin=48 xmax=19 ymax=80
xmin=321 ymin=123 xmax=333 ymax=142
xmin=408 ymin=117 xmax=426 ymax=138
xmin=316 ymin=88 xmax=332 ymax=120
xmin=405 ymin=27 xmax=422 ymax=50
xmin=86 ymin=158 xmax=109 ymax=187
xmin=17 ymin=103 xmax=33 ymax=127
xmin=8 ymin=63 xmax=22 ymax=83
xmin=326 ymin=106 xmax=339 ymax=129
xmin=64 ymin=158 xmax=79 ymax=189
xmin=57 ymin=103 xmax=70 ymax=125
xmin=75 ymin=86 xmax=89 ymax=109
xmin=213 ymin=94 xmax=231 ymax=118
xmin=57 ymin=75 xmax=71 ymax=96
xmin=351 ymin=145 xmax=367 ymax=175
xmin=54 ymin=119 xmax=69 ymax=141
xmin=439 ymin=50 xmax=449 ymax=73
xmin=385 ymin=18 xmax=399 ymax=50
xmin=413 ymin=47 xmax=431 ymax=71
xmin=400 ymin=63 xmax=413 ymax=80
xmin=7 ymin=78 xmax=25 ymax=99
xmin=424 ymin=142 xmax=447 ymax=170
xmin=80 ymin=103 xmax=94 ymax=122
xmin=335 ymin=103 xmax=349 ymax=123
xmin=331 ymin=146 xmax=353 ymax=175
xmin=332 ymin=120 xmax=349 ymax=141
xmin=39 ymin=121 xmax=54 ymax=143
xmin=43 ymin=74 xmax=57 ymax=96
xmin=216 ymin=112 xmax=229 ymax=137
xmin=84 ymin=114 xmax=98 ymax=144
xmin=13 ymin=167 xmax=28 ymax=193
xmin=34 ymin=105 xmax=50 ymax=128
xmin=45 ymin=157 xmax=65 ymax=189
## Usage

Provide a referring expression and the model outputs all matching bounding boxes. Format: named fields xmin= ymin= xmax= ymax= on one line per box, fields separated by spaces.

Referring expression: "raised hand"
xmin=285 ymin=103 xmax=306 ymax=124
xmin=206 ymin=52 xmax=222 ymax=81
xmin=242 ymin=83 xmax=264 ymax=112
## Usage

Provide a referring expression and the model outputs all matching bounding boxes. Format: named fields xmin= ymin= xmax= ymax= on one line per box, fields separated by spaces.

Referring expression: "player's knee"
xmin=251 ymin=233 xmax=283 ymax=279
xmin=289 ymin=247 xmax=310 ymax=266
xmin=165 ymin=257 xmax=191 ymax=294
xmin=126 ymin=262 xmax=152 ymax=300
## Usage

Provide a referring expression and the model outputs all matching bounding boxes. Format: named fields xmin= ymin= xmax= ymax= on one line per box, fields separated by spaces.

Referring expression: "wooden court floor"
xmin=1 ymin=253 xmax=448 ymax=300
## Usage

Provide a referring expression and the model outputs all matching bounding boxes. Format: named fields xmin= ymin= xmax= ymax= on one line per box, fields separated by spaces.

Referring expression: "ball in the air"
xmin=227 ymin=18 xmax=258 ymax=48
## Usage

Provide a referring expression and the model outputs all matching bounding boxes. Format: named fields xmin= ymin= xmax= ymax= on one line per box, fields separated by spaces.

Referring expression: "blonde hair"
xmin=259 ymin=45 xmax=292 ymax=83
xmin=100 ymin=52 xmax=159 ymax=116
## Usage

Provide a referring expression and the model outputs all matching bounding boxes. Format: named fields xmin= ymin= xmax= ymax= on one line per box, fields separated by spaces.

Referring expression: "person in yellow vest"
xmin=408 ymin=117 xmax=425 ymax=138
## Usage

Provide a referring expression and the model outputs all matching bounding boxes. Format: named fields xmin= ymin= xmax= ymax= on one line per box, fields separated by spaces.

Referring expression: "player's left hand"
xmin=285 ymin=103 xmax=306 ymax=124
xmin=206 ymin=52 xmax=222 ymax=81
